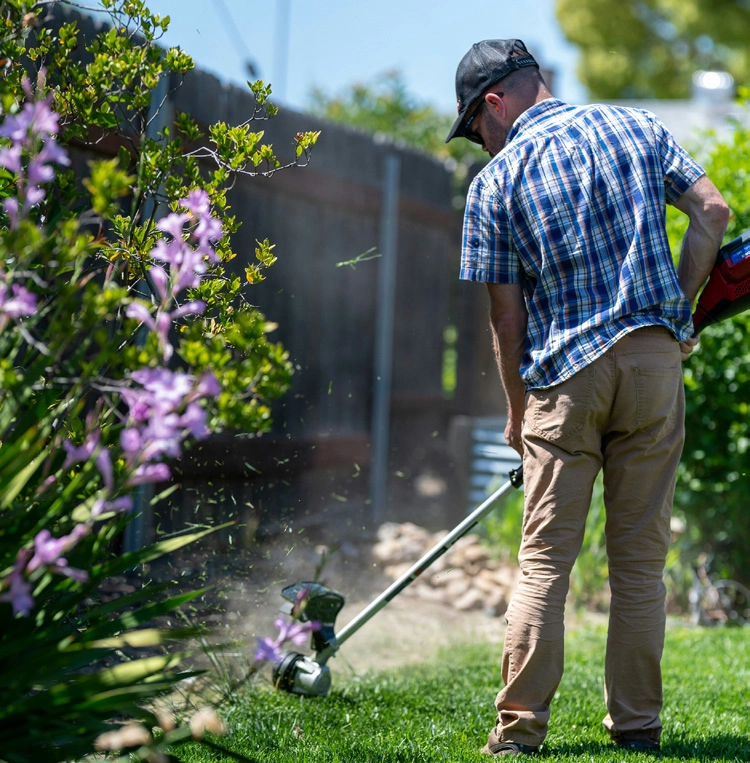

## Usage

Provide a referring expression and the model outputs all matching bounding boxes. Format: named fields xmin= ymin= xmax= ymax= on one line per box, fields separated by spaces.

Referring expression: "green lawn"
xmin=173 ymin=623 xmax=749 ymax=762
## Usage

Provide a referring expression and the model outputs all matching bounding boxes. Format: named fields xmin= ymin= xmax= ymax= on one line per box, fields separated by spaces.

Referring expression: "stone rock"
xmin=485 ymin=587 xmax=509 ymax=616
xmin=443 ymin=577 xmax=472 ymax=600
xmin=371 ymin=521 xmax=519 ymax=619
xmin=454 ymin=587 xmax=486 ymax=612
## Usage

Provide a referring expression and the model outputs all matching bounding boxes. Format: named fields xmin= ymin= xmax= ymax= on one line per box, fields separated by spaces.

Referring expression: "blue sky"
xmin=141 ymin=0 xmax=587 ymax=115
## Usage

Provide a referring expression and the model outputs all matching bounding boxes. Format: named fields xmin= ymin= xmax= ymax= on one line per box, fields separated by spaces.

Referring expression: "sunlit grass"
xmin=173 ymin=623 xmax=749 ymax=762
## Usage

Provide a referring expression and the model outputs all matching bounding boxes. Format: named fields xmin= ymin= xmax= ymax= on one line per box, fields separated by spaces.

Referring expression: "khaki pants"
xmin=489 ymin=327 xmax=684 ymax=749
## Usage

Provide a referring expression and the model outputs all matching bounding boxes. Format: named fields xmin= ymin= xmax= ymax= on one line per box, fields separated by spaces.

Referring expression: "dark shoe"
xmin=481 ymin=741 xmax=540 ymax=756
xmin=612 ymin=732 xmax=661 ymax=752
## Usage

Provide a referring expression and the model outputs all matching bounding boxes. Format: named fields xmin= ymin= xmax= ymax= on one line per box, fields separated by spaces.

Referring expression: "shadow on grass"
xmin=545 ymin=733 xmax=750 ymax=760
xmin=542 ymin=740 xmax=613 ymax=757
xmin=198 ymin=739 xmax=261 ymax=762
xmin=663 ymin=733 xmax=750 ymax=760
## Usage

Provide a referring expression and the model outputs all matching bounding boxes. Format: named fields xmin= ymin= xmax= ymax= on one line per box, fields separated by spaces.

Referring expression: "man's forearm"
xmin=673 ymin=175 xmax=730 ymax=304
xmin=490 ymin=309 xmax=527 ymax=456
xmin=486 ymin=282 xmax=528 ymax=455
xmin=677 ymin=221 xmax=727 ymax=304
xmin=491 ymin=318 xmax=526 ymax=418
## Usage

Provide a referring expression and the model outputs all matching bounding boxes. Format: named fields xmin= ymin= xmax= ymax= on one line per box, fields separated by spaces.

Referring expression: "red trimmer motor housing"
xmin=692 ymin=229 xmax=750 ymax=334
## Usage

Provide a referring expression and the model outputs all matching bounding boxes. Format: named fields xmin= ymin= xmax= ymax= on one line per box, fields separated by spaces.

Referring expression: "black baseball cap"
xmin=445 ymin=39 xmax=539 ymax=142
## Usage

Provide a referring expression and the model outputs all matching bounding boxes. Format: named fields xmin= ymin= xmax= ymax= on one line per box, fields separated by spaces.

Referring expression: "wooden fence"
xmin=52 ymin=5 xmax=509 ymax=547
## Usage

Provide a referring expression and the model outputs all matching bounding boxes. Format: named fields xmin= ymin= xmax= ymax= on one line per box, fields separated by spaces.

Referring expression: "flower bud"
xmin=189 ymin=706 xmax=227 ymax=740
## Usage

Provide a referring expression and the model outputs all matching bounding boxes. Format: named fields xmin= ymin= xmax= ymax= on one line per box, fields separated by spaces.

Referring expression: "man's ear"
xmin=485 ymin=92 xmax=506 ymax=118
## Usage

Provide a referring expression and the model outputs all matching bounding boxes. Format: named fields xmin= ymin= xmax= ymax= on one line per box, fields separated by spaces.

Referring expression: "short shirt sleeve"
xmin=646 ymin=112 xmax=706 ymax=205
xmin=460 ymin=171 xmax=522 ymax=284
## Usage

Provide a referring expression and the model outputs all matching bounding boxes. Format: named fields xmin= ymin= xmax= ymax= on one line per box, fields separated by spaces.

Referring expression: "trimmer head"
xmin=272 ymin=651 xmax=332 ymax=696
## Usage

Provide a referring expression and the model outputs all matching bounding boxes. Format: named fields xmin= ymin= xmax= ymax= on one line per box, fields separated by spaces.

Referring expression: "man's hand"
xmin=504 ymin=413 xmax=524 ymax=457
xmin=680 ymin=334 xmax=700 ymax=361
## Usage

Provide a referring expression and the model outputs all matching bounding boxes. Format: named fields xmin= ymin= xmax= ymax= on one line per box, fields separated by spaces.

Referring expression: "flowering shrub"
xmin=0 ymin=1 xmax=319 ymax=760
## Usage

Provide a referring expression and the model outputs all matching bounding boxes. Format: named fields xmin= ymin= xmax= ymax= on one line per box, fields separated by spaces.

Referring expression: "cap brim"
xmin=445 ymin=109 xmax=469 ymax=143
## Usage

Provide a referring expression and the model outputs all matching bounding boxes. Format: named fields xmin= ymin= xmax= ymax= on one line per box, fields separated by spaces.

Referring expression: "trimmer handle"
xmin=509 ymin=464 xmax=524 ymax=488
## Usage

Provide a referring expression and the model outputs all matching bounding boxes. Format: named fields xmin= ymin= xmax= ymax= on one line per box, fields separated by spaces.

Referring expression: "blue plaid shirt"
xmin=460 ymin=98 xmax=705 ymax=389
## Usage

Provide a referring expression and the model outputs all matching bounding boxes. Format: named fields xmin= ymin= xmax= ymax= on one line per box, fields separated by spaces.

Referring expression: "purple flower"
xmin=149 ymin=265 xmax=169 ymax=302
xmin=254 ymin=636 xmax=284 ymax=664
xmin=125 ymin=301 xmax=157 ymax=331
xmin=253 ymin=616 xmax=320 ymax=663
xmin=150 ymin=237 xmax=186 ymax=268
xmin=26 ymin=525 xmax=89 ymax=582
xmin=170 ymin=300 xmax=206 ymax=320
xmin=273 ymin=616 xmax=319 ymax=647
xmin=119 ymin=368 xmax=218 ymax=483
xmin=194 ymin=215 xmax=223 ymax=253
xmin=182 ymin=189 xmax=222 ymax=253
xmin=128 ymin=462 xmax=171 ymax=486
xmin=148 ymin=191 xmax=222 ymax=295
xmin=0 ymin=86 xmax=69 ymax=225
xmin=157 ymin=211 xmax=190 ymax=242
xmin=2 ymin=198 xmax=19 ymax=228
xmin=91 ymin=495 xmax=134 ymax=519
xmin=126 ymin=298 xmax=205 ymax=362
xmin=180 ymin=402 xmax=209 ymax=439
xmin=120 ymin=427 xmax=142 ymax=457
xmin=25 ymin=184 xmax=45 ymax=206
xmin=173 ymin=249 xmax=210 ymax=292
xmin=62 ymin=429 xmax=113 ymax=491
xmin=0 ymin=99 xmax=60 ymax=141
xmin=95 ymin=447 xmax=114 ymax=492
xmin=0 ymin=143 xmax=22 ymax=173
xmin=119 ymin=388 xmax=153 ymax=424
xmin=0 ymin=548 xmax=34 ymax=617
xmin=37 ymin=139 xmax=70 ymax=168
xmin=125 ymin=302 xmax=172 ymax=361
xmin=138 ymin=411 xmax=184 ymax=462
xmin=62 ymin=432 xmax=98 ymax=467
xmin=195 ymin=372 xmax=221 ymax=399
xmin=27 ymin=156 xmax=55 ymax=186
xmin=182 ymin=188 xmax=211 ymax=218
xmin=0 ymin=282 xmax=37 ymax=319
xmin=132 ymin=367 xmax=194 ymax=407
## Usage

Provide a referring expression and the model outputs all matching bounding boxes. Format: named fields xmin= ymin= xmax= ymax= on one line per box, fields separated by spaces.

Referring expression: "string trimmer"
xmin=271 ymin=466 xmax=523 ymax=697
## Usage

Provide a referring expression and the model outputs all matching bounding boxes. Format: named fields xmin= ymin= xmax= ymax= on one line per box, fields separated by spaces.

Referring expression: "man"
xmin=446 ymin=40 xmax=729 ymax=757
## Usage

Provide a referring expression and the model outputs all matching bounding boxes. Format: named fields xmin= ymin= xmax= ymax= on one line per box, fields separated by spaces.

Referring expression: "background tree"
xmin=310 ymin=70 xmax=486 ymax=177
xmin=666 ymin=106 xmax=750 ymax=585
xmin=556 ymin=0 xmax=750 ymax=99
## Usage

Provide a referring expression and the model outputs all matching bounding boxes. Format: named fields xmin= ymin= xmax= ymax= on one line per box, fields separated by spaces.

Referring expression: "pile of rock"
xmin=371 ymin=522 xmax=519 ymax=617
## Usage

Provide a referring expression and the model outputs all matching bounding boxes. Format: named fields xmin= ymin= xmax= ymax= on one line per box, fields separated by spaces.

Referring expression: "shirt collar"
xmin=504 ymin=97 xmax=567 ymax=147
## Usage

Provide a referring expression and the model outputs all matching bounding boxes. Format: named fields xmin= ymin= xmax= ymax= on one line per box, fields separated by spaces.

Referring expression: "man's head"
xmin=446 ymin=39 xmax=542 ymax=149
